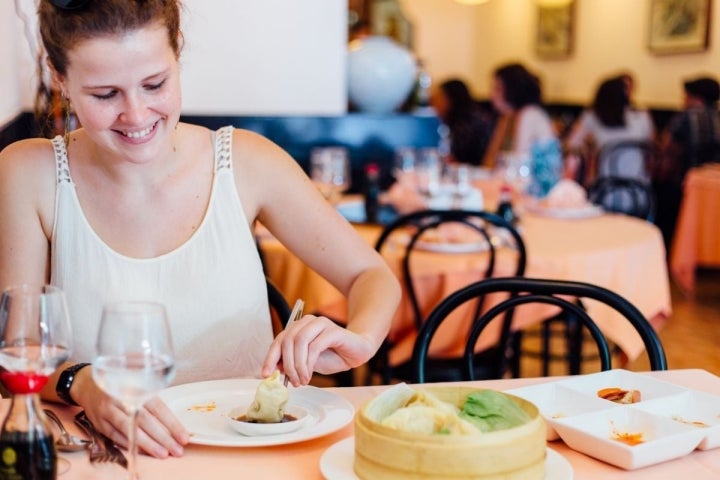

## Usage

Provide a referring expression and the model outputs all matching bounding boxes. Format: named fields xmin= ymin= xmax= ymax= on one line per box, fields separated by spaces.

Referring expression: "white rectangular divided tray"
xmin=505 ymin=370 xmax=720 ymax=470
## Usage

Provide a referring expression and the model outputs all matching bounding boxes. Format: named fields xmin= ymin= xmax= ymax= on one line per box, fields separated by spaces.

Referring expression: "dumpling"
xmin=245 ymin=371 xmax=289 ymax=423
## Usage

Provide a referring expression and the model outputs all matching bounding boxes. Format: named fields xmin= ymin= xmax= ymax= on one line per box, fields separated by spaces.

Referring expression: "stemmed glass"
xmin=0 ymin=284 xmax=72 ymax=478
xmin=310 ymin=147 xmax=351 ymax=205
xmin=93 ymin=302 xmax=175 ymax=480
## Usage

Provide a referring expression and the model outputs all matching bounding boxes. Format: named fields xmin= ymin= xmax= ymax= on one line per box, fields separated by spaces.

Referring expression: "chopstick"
xmin=283 ymin=299 xmax=304 ymax=387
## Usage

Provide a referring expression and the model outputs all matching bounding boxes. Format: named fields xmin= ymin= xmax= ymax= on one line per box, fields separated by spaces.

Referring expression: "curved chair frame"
xmin=369 ymin=209 xmax=527 ymax=384
xmin=588 ymin=176 xmax=656 ymax=222
xmin=266 ymin=278 xmax=292 ymax=325
xmin=412 ymin=277 xmax=667 ymax=383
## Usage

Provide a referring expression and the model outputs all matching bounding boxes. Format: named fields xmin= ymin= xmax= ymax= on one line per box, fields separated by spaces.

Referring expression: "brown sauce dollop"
xmin=234 ymin=414 xmax=298 ymax=424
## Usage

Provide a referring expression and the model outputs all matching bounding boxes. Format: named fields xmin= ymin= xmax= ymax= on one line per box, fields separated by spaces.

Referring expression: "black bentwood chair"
xmin=412 ymin=277 xmax=667 ymax=383
xmin=588 ymin=176 xmax=656 ymax=222
xmin=266 ymin=278 xmax=292 ymax=328
xmin=366 ymin=209 xmax=527 ymax=384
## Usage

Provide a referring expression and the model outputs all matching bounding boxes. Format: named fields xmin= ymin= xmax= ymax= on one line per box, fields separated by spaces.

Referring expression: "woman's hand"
xmin=261 ymin=314 xmax=376 ymax=386
xmin=73 ymin=367 xmax=189 ymax=458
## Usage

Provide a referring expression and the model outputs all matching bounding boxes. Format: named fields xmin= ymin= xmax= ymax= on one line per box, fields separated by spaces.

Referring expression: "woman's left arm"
xmin=231 ymin=130 xmax=401 ymax=385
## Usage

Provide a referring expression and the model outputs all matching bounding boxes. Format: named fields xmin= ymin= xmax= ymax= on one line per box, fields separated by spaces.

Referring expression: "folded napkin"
xmin=541 ymin=179 xmax=589 ymax=208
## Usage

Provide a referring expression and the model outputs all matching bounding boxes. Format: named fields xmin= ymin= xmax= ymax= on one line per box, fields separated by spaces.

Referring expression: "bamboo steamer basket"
xmin=353 ymin=386 xmax=546 ymax=480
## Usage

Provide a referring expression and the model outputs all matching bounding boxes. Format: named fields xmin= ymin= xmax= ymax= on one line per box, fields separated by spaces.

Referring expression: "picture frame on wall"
xmin=648 ymin=0 xmax=711 ymax=54
xmin=535 ymin=1 xmax=575 ymax=59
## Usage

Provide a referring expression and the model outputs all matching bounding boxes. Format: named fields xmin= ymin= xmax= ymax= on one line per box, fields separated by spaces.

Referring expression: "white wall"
xmin=0 ymin=0 xmax=28 ymax=127
xmin=180 ymin=0 xmax=347 ymax=115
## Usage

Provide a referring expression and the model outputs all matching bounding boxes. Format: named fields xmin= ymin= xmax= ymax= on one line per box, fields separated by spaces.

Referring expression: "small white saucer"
xmin=226 ymin=405 xmax=310 ymax=436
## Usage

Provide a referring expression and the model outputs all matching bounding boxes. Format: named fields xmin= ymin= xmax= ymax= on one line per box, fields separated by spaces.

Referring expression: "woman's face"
xmin=491 ymin=76 xmax=511 ymax=114
xmin=58 ymin=22 xmax=181 ymax=163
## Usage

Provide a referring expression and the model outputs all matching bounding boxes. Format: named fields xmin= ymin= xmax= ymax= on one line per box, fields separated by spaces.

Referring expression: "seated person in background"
xmin=483 ymin=63 xmax=558 ymax=168
xmin=565 ymin=75 xmax=655 ymax=184
xmin=655 ymin=76 xmax=720 ymax=248
xmin=431 ymin=78 xmax=492 ymax=166
xmin=0 ymin=0 xmax=401 ymax=459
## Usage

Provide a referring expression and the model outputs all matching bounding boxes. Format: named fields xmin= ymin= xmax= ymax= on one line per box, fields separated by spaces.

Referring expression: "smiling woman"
xmin=0 ymin=0 xmax=399 ymax=462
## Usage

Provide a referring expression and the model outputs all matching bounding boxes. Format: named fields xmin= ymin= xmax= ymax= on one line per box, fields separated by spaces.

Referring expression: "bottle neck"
xmin=2 ymin=394 xmax=49 ymax=435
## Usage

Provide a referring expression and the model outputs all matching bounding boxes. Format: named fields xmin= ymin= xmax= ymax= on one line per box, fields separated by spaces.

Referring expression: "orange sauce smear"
xmin=610 ymin=420 xmax=644 ymax=446
xmin=672 ymin=416 xmax=709 ymax=428
xmin=188 ymin=401 xmax=217 ymax=412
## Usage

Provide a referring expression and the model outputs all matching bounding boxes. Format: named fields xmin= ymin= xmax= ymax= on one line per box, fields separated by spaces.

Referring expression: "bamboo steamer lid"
xmin=353 ymin=386 xmax=546 ymax=480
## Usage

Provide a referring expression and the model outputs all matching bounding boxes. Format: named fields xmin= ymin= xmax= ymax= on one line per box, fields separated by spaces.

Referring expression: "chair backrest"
xmin=266 ymin=278 xmax=291 ymax=329
xmin=598 ymin=140 xmax=654 ymax=179
xmin=367 ymin=209 xmax=527 ymax=384
xmin=412 ymin=276 xmax=667 ymax=383
xmin=587 ymin=176 xmax=656 ymax=221
xmin=375 ymin=209 xmax=527 ymax=329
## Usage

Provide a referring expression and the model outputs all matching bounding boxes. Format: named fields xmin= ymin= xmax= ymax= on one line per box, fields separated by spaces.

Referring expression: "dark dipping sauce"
xmin=235 ymin=414 xmax=298 ymax=424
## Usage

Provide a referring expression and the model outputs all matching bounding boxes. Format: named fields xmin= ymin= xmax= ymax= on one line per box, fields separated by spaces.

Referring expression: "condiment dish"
xmin=226 ymin=405 xmax=310 ymax=436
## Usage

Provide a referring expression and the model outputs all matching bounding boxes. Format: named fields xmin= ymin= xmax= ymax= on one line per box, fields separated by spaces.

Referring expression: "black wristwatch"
xmin=56 ymin=363 xmax=91 ymax=406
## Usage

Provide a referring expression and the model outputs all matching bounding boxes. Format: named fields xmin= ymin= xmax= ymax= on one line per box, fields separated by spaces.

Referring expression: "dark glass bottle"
xmin=495 ymin=184 xmax=516 ymax=226
xmin=364 ymin=163 xmax=381 ymax=224
xmin=0 ymin=393 xmax=56 ymax=480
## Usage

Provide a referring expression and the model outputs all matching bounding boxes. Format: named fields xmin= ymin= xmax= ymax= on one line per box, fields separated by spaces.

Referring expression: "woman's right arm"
xmin=0 ymin=139 xmax=55 ymax=290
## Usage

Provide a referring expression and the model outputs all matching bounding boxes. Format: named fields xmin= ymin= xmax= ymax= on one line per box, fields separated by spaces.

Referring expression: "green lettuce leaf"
xmin=459 ymin=390 xmax=531 ymax=433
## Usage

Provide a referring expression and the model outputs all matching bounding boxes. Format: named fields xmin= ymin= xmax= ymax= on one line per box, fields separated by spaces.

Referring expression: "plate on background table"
xmin=335 ymin=199 xmax=399 ymax=225
xmin=319 ymin=438 xmax=573 ymax=480
xmin=525 ymin=203 xmax=603 ymax=219
xmin=158 ymin=379 xmax=354 ymax=447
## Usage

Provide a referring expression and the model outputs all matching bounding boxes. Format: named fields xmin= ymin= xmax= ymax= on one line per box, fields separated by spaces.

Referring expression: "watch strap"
xmin=56 ymin=363 xmax=91 ymax=406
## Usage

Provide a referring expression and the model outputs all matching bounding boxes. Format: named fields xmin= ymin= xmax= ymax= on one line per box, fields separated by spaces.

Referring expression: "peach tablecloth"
xmin=261 ymin=210 xmax=671 ymax=364
xmin=51 ymin=369 xmax=720 ymax=479
xmin=670 ymin=164 xmax=720 ymax=294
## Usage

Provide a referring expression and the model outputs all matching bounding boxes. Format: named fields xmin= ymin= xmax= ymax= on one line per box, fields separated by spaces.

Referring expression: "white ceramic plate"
xmin=505 ymin=383 xmax=618 ymax=441
xmin=555 ymin=369 xmax=687 ymax=404
xmin=158 ymin=379 xmax=354 ymax=447
xmin=389 ymin=231 xmax=492 ymax=254
xmin=631 ymin=390 xmax=720 ymax=450
xmin=319 ymin=438 xmax=573 ymax=480
xmin=525 ymin=203 xmax=604 ymax=219
xmin=552 ymin=407 xmax=704 ymax=470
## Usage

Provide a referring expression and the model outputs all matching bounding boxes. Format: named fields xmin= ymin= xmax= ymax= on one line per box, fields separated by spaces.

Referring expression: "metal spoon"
xmin=43 ymin=409 xmax=90 ymax=452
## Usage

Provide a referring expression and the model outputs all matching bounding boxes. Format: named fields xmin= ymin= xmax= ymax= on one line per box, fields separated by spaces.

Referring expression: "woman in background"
xmin=483 ymin=62 xmax=557 ymax=166
xmin=566 ymin=75 xmax=655 ymax=183
xmin=431 ymin=78 xmax=492 ymax=166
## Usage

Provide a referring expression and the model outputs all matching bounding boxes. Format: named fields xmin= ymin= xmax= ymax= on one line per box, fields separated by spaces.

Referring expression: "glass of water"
xmin=310 ymin=147 xmax=350 ymax=204
xmin=93 ymin=302 xmax=175 ymax=479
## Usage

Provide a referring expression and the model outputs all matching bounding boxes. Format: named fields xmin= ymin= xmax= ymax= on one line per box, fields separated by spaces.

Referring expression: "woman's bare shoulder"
xmin=0 ymin=137 xmax=57 ymax=181
xmin=229 ymin=127 xmax=295 ymax=169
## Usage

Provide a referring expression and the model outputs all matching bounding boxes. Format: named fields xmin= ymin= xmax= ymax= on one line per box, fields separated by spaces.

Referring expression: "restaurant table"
xmin=670 ymin=164 xmax=720 ymax=295
xmin=47 ymin=369 xmax=720 ymax=479
xmin=260 ymin=204 xmax=671 ymax=366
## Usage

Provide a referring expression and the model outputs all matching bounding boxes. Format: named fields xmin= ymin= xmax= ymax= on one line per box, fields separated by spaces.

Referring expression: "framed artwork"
xmin=648 ymin=0 xmax=711 ymax=54
xmin=536 ymin=1 xmax=575 ymax=59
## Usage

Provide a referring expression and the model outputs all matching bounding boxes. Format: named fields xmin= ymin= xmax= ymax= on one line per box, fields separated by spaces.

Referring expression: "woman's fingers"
xmin=264 ymin=315 xmax=372 ymax=385
xmin=88 ymin=396 xmax=187 ymax=458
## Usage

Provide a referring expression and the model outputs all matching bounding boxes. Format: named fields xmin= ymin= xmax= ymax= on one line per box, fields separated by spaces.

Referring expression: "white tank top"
xmin=50 ymin=126 xmax=273 ymax=386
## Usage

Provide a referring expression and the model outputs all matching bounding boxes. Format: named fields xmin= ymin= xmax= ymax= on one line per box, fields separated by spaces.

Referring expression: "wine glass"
xmin=0 ymin=284 xmax=72 ymax=477
xmin=310 ymin=147 xmax=351 ymax=205
xmin=93 ymin=302 xmax=175 ymax=480
xmin=416 ymin=147 xmax=442 ymax=198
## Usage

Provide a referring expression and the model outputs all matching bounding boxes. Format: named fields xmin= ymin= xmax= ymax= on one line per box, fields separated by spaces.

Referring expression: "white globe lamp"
xmin=347 ymin=36 xmax=417 ymax=114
